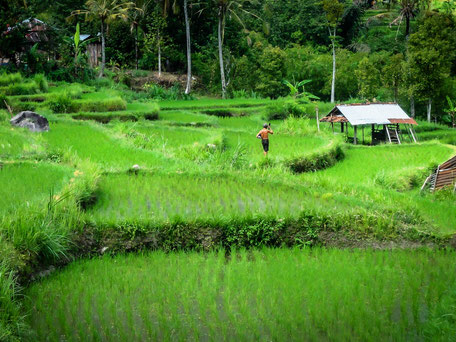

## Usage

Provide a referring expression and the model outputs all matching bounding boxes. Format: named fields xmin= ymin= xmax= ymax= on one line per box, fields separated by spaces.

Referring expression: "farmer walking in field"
xmin=257 ymin=123 xmax=274 ymax=156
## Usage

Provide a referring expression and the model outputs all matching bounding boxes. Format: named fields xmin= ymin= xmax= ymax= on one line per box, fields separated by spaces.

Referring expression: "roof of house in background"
xmin=320 ymin=103 xmax=417 ymax=126
xmin=8 ymin=18 xmax=50 ymax=43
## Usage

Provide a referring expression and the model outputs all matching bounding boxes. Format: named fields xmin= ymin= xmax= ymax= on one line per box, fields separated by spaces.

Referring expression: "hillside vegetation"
xmin=2 ymin=0 xmax=456 ymax=339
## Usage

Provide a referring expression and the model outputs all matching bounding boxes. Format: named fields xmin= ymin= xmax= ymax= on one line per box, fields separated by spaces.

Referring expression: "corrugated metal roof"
xmin=334 ymin=103 xmax=414 ymax=126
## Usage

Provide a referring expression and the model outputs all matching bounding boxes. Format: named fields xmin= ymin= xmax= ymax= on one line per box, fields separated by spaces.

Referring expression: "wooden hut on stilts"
xmin=320 ymin=103 xmax=418 ymax=145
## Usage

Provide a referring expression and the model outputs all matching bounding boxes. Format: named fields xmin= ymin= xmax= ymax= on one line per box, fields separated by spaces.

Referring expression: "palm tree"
xmin=183 ymin=0 xmax=192 ymax=94
xmin=199 ymin=0 xmax=258 ymax=99
xmin=399 ymin=0 xmax=419 ymax=37
xmin=71 ymin=0 xmax=139 ymax=77
xmin=130 ymin=0 xmax=151 ymax=70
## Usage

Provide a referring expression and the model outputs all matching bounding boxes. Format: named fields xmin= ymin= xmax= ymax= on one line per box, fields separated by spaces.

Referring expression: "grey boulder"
xmin=10 ymin=111 xmax=49 ymax=132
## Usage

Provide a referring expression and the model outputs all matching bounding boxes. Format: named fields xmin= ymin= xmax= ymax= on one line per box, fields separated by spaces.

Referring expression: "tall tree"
xmin=130 ymin=0 xmax=149 ymax=70
xmin=183 ymin=0 xmax=192 ymax=94
xmin=322 ymin=0 xmax=344 ymax=104
xmin=399 ymin=0 xmax=419 ymax=37
xmin=382 ymin=53 xmax=405 ymax=103
xmin=71 ymin=0 xmax=138 ymax=77
xmin=200 ymin=0 xmax=258 ymax=99
xmin=407 ymin=12 xmax=456 ymax=122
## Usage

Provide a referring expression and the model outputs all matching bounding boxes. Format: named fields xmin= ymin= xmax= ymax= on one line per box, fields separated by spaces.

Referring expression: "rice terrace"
xmin=2 ymin=0 xmax=456 ymax=341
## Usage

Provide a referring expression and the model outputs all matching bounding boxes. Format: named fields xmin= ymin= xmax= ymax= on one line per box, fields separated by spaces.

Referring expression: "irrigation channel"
xmin=25 ymin=248 xmax=456 ymax=341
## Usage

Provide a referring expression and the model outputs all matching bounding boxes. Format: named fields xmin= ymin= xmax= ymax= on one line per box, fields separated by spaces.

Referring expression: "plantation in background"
xmin=1 ymin=73 xmax=456 ymax=340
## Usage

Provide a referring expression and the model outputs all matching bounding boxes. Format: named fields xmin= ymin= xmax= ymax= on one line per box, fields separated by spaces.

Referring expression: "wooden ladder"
xmin=386 ymin=126 xmax=401 ymax=144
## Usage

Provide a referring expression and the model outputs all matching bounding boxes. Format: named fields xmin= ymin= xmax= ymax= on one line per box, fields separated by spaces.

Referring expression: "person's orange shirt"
xmin=257 ymin=128 xmax=273 ymax=139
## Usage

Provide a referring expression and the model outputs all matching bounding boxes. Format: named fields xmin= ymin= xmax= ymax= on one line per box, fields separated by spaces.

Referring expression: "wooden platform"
xmin=422 ymin=155 xmax=456 ymax=192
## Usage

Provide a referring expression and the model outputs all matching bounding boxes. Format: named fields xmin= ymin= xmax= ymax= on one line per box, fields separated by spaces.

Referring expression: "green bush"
xmin=144 ymin=83 xmax=194 ymax=101
xmin=286 ymin=142 xmax=344 ymax=173
xmin=0 ymin=72 xmax=22 ymax=86
xmin=1 ymin=82 xmax=39 ymax=96
xmin=10 ymin=100 xmax=36 ymax=113
xmin=48 ymin=93 xmax=76 ymax=113
xmin=374 ymin=166 xmax=431 ymax=192
xmin=76 ymin=97 xmax=127 ymax=112
xmin=265 ymin=100 xmax=306 ymax=121
xmin=33 ymin=74 xmax=49 ymax=93
xmin=0 ymin=94 xmax=9 ymax=109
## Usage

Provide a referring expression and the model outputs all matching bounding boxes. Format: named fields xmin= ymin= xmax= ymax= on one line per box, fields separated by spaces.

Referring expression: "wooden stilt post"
xmin=354 ymin=125 xmax=358 ymax=145
xmin=331 ymin=122 xmax=334 ymax=133
xmin=316 ymin=106 xmax=320 ymax=132
xmin=362 ymin=126 xmax=365 ymax=145
xmin=371 ymin=124 xmax=375 ymax=145
xmin=341 ymin=122 xmax=344 ymax=133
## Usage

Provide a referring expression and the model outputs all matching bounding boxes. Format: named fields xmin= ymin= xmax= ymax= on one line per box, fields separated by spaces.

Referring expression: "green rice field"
xmin=0 ymin=162 xmax=72 ymax=214
xmin=26 ymin=248 xmax=456 ymax=341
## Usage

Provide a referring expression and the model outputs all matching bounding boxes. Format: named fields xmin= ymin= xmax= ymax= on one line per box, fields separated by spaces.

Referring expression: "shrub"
xmin=0 ymin=72 xmax=22 ymax=86
xmin=10 ymin=100 xmax=36 ymax=113
xmin=286 ymin=142 xmax=344 ymax=173
xmin=1 ymin=82 xmax=39 ymax=96
xmin=48 ymin=92 xmax=76 ymax=113
xmin=132 ymin=69 xmax=149 ymax=78
xmin=0 ymin=94 xmax=9 ymax=109
xmin=144 ymin=83 xmax=195 ymax=101
xmin=33 ymin=74 xmax=49 ymax=93
xmin=265 ymin=100 xmax=306 ymax=121
xmin=76 ymin=97 xmax=127 ymax=112
xmin=203 ymin=109 xmax=233 ymax=117
xmin=255 ymin=45 xmax=288 ymax=98
xmin=374 ymin=167 xmax=431 ymax=192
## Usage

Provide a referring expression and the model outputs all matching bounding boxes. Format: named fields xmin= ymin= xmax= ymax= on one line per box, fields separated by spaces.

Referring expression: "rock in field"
xmin=10 ymin=111 xmax=49 ymax=132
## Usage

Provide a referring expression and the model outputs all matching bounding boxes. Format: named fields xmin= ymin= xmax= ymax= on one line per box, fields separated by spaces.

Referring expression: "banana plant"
xmin=63 ymin=24 xmax=96 ymax=66
xmin=282 ymin=79 xmax=320 ymax=103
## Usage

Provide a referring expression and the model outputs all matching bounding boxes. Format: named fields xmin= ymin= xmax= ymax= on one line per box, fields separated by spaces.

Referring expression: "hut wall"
xmin=87 ymin=43 xmax=101 ymax=67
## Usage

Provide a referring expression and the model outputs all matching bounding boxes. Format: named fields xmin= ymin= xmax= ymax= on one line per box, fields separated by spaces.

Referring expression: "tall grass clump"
xmin=1 ymin=82 xmax=39 ymax=96
xmin=33 ymin=74 xmax=48 ymax=93
xmin=75 ymin=97 xmax=127 ymax=112
xmin=265 ymin=100 xmax=306 ymax=120
xmin=48 ymin=92 xmax=76 ymax=113
xmin=0 ymin=72 xmax=22 ymax=86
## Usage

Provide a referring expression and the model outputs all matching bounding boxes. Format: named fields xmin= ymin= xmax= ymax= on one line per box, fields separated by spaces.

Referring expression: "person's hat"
xmin=263 ymin=123 xmax=268 ymax=128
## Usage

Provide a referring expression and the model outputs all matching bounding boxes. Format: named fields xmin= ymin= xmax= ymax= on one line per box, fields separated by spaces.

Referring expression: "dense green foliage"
xmin=1 ymin=1 xmax=456 ymax=121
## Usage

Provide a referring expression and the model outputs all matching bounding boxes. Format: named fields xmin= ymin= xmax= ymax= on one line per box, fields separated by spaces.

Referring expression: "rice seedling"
xmin=0 ymin=162 xmax=72 ymax=215
xmin=0 ymin=125 xmax=44 ymax=159
xmin=25 ymin=248 xmax=456 ymax=341
xmin=303 ymin=142 xmax=454 ymax=186
xmin=41 ymin=120 xmax=180 ymax=172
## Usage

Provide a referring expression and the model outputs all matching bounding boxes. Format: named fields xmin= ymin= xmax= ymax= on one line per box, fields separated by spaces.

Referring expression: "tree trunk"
xmin=100 ymin=20 xmax=105 ymax=78
xmin=394 ymin=87 xmax=398 ymax=103
xmin=410 ymin=95 xmax=415 ymax=118
xmin=427 ymin=98 xmax=432 ymax=123
xmin=405 ymin=15 xmax=410 ymax=37
xmin=135 ymin=24 xmax=139 ymax=70
xmin=184 ymin=0 xmax=192 ymax=94
xmin=157 ymin=29 xmax=161 ymax=78
xmin=218 ymin=9 xmax=227 ymax=99
xmin=330 ymin=28 xmax=336 ymax=104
